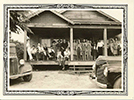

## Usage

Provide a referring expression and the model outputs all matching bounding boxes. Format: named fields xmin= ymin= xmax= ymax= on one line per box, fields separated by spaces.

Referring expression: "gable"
xmin=62 ymin=10 xmax=116 ymax=22
xmin=28 ymin=11 xmax=70 ymax=25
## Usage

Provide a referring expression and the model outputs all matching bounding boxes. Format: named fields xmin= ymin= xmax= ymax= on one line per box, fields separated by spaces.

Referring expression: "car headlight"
xmin=19 ymin=59 xmax=25 ymax=65
xmin=103 ymin=67 xmax=108 ymax=77
xmin=92 ymin=63 xmax=96 ymax=70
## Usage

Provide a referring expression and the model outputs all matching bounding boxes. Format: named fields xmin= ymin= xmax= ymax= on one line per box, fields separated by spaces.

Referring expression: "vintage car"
xmin=10 ymin=43 xmax=32 ymax=82
xmin=90 ymin=56 xmax=122 ymax=89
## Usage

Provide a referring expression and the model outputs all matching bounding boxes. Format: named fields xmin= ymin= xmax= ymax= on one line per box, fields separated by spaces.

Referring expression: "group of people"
xmin=30 ymin=43 xmax=56 ymax=61
xmin=73 ymin=39 xmax=95 ymax=61
xmin=73 ymin=37 xmax=121 ymax=61
xmin=108 ymin=37 xmax=121 ymax=56
xmin=27 ymin=37 xmax=121 ymax=64
xmin=73 ymin=39 xmax=103 ymax=61
xmin=26 ymin=39 xmax=71 ymax=70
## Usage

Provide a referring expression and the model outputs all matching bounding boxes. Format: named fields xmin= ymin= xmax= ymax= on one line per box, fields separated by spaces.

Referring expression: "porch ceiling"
xmin=30 ymin=27 xmax=70 ymax=39
xmin=29 ymin=27 xmax=121 ymax=39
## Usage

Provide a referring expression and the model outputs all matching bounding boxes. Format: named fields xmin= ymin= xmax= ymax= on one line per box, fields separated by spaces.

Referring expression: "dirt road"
xmin=10 ymin=71 xmax=100 ymax=89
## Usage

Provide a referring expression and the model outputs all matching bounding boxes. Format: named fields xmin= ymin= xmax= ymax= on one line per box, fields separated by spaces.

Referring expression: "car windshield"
xmin=10 ymin=47 xmax=16 ymax=56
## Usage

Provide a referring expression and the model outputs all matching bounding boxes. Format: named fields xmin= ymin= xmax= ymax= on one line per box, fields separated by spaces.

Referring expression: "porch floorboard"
xmin=30 ymin=61 xmax=95 ymax=66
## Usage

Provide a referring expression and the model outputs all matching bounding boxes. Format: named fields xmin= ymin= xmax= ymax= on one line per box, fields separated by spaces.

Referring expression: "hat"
xmin=58 ymin=39 xmax=61 ymax=42
xmin=52 ymin=40 xmax=56 ymax=43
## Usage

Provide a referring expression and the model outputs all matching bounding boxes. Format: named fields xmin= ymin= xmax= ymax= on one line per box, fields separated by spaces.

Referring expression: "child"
xmin=64 ymin=48 xmax=70 ymax=61
xmin=57 ymin=51 xmax=64 ymax=66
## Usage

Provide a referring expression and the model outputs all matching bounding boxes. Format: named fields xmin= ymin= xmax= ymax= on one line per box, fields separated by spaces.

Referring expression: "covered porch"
xmin=25 ymin=26 xmax=121 ymax=66
xmin=23 ymin=10 xmax=122 ymax=66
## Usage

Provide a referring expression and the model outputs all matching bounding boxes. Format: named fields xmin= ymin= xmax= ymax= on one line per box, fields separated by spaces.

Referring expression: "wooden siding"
xmin=62 ymin=10 xmax=114 ymax=22
xmin=29 ymin=11 xmax=69 ymax=26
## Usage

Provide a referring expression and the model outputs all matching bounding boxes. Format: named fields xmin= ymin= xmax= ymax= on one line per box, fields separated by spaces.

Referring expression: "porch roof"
xmin=61 ymin=10 xmax=121 ymax=25
xmin=24 ymin=10 xmax=121 ymax=26
xmin=22 ymin=10 xmax=74 ymax=25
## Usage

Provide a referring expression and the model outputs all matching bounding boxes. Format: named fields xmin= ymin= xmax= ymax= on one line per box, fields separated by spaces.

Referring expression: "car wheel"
xmin=113 ymin=77 xmax=122 ymax=89
xmin=23 ymin=74 xmax=32 ymax=82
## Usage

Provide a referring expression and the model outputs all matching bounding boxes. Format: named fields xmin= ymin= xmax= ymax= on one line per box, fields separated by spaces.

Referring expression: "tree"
xmin=9 ymin=10 xmax=33 ymax=60
xmin=9 ymin=10 xmax=33 ymax=34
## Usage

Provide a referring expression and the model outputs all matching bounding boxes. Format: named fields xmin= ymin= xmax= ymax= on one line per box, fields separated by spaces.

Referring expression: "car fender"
xmin=19 ymin=62 xmax=32 ymax=74
xmin=107 ymin=71 xmax=121 ymax=88
xmin=113 ymin=74 xmax=121 ymax=85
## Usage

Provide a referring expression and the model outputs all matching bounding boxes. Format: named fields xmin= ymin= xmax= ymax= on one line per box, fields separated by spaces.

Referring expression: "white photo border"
xmin=3 ymin=4 xmax=128 ymax=96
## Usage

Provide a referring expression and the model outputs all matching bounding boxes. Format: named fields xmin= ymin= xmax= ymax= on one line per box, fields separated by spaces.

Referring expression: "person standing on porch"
xmin=112 ymin=38 xmax=118 ymax=56
xmin=60 ymin=39 xmax=68 ymax=70
xmin=92 ymin=42 xmax=98 ymax=60
xmin=73 ymin=40 xmax=77 ymax=60
xmin=97 ymin=40 xmax=104 ymax=56
xmin=108 ymin=38 xmax=115 ymax=56
xmin=86 ymin=40 xmax=92 ymax=60
xmin=116 ymin=38 xmax=122 ymax=56
xmin=114 ymin=37 xmax=121 ymax=56
xmin=51 ymin=40 xmax=57 ymax=60
xmin=26 ymin=38 xmax=33 ymax=61
xmin=76 ymin=39 xmax=82 ymax=60
xmin=81 ymin=39 xmax=87 ymax=61
xmin=56 ymin=39 xmax=63 ymax=69
xmin=60 ymin=39 xmax=68 ymax=57
xmin=43 ymin=43 xmax=48 ymax=60
xmin=30 ymin=45 xmax=37 ymax=61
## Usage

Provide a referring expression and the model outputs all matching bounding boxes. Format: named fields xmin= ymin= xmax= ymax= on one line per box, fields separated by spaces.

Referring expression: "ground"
xmin=10 ymin=71 xmax=100 ymax=89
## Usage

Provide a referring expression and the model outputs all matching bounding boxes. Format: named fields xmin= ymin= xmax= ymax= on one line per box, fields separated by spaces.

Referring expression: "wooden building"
xmin=23 ymin=10 xmax=121 ymax=66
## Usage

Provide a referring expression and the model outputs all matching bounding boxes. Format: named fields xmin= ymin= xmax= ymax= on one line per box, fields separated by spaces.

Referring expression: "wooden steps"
xmin=68 ymin=61 xmax=95 ymax=66
xmin=68 ymin=61 xmax=94 ymax=74
xmin=69 ymin=65 xmax=93 ymax=74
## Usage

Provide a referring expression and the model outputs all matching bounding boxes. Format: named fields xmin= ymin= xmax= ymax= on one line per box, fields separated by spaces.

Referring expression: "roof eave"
xmin=50 ymin=10 xmax=74 ymax=25
xmin=97 ymin=11 xmax=121 ymax=23
xmin=22 ymin=10 xmax=75 ymax=25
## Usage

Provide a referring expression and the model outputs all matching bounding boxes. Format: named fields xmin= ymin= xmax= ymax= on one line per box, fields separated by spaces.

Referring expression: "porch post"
xmin=103 ymin=28 xmax=108 ymax=56
xmin=24 ymin=30 xmax=27 ymax=61
xmin=70 ymin=27 xmax=74 ymax=61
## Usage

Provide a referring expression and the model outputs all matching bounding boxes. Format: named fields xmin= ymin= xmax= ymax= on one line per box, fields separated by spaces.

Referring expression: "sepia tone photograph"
xmin=3 ymin=4 xmax=127 ymax=96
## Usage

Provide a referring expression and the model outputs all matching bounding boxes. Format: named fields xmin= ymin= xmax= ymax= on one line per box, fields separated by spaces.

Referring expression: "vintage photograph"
xmin=3 ymin=4 xmax=127 ymax=95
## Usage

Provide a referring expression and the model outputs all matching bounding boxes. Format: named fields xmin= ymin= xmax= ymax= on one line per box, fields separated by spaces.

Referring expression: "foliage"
xmin=10 ymin=39 xmax=24 ymax=61
xmin=9 ymin=10 xmax=33 ymax=34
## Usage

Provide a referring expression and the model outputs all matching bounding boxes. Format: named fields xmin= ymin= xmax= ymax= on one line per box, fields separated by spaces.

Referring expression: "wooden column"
xmin=70 ymin=28 xmax=74 ymax=61
xmin=24 ymin=30 xmax=27 ymax=61
xmin=103 ymin=28 xmax=108 ymax=56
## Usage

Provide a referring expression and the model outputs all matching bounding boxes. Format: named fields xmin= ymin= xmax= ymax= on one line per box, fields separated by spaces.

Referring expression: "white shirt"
xmin=64 ymin=50 xmax=70 ymax=58
xmin=97 ymin=41 xmax=104 ymax=50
